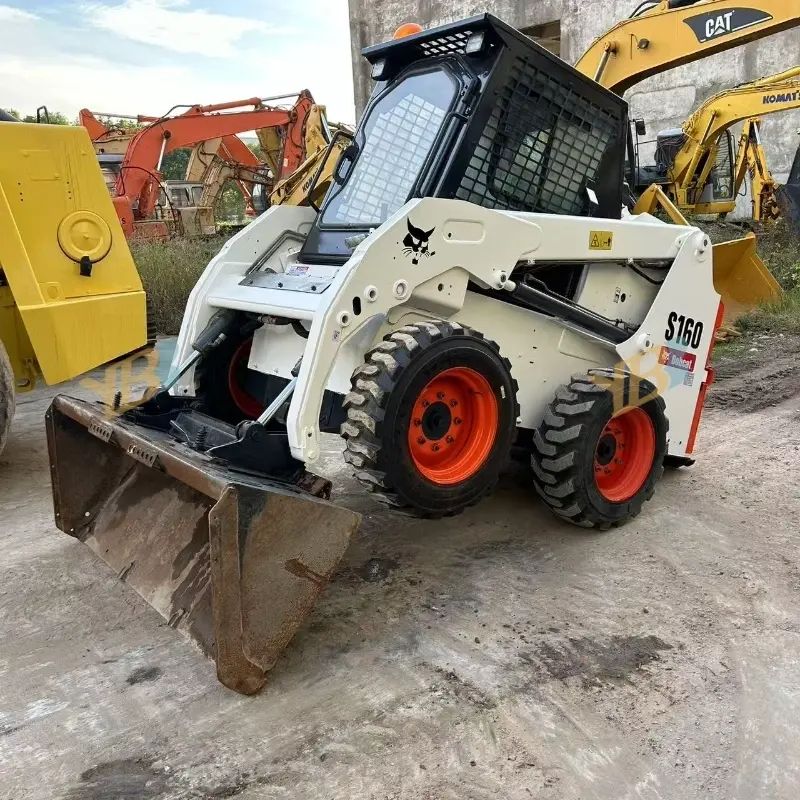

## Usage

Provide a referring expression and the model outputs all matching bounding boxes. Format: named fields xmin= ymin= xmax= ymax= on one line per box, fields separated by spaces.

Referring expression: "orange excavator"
xmin=81 ymin=108 xmax=268 ymax=228
xmin=81 ymin=92 xmax=315 ymax=239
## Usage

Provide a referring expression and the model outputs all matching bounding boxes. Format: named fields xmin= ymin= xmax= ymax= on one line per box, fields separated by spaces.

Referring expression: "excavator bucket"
xmin=777 ymin=184 xmax=800 ymax=239
xmin=46 ymin=395 xmax=360 ymax=694
xmin=776 ymin=143 xmax=800 ymax=239
xmin=712 ymin=234 xmax=781 ymax=323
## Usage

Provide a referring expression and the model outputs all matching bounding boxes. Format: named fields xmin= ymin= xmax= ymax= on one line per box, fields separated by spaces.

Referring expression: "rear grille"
xmin=456 ymin=55 xmax=619 ymax=215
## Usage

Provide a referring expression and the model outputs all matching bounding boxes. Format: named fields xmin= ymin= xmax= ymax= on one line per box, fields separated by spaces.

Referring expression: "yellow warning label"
xmin=589 ymin=231 xmax=613 ymax=250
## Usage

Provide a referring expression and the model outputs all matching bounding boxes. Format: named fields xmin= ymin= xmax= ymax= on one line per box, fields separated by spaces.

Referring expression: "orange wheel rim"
xmin=594 ymin=406 xmax=656 ymax=502
xmin=407 ymin=367 xmax=498 ymax=485
xmin=227 ymin=339 xmax=265 ymax=419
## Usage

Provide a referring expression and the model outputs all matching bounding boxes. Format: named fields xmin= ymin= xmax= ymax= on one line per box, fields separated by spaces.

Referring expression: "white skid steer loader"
xmin=48 ymin=14 xmax=729 ymax=693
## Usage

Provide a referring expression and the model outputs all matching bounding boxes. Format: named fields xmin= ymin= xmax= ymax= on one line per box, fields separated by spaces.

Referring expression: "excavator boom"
xmin=576 ymin=0 xmax=800 ymax=94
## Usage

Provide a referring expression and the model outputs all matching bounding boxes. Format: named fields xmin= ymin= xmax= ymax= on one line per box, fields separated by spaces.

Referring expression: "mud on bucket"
xmin=46 ymin=395 xmax=360 ymax=694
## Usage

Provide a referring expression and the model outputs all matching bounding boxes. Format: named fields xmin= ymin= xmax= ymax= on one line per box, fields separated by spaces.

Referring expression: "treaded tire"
xmin=341 ymin=321 xmax=519 ymax=517
xmin=531 ymin=369 xmax=668 ymax=529
xmin=145 ymin=294 xmax=158 ymax=347
xmin=0 ymin=339 xmax=15 ymax=457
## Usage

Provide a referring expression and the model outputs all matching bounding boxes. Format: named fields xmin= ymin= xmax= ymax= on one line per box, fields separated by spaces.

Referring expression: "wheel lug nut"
xmin=454 ymin=417 xmax=462 ymax=425
xmin=432 ymin=444 xmax=440 ymax=452
xmin=614 ymin=458 xmax=623 ymax=464
xmin=421 ymin=400 xmax=429 ymax=407
xmin=417 ymin=437 xmax=426 ymax=445
xmin=413 ymin=419 xmax=422 ymax=426
xmin=450 ymin=399 xmax=458 ymax=407
xmin=446 ymin=436 xmax=454 ymax=444
xmin=437 ymin=392 xmax=445 ymax=400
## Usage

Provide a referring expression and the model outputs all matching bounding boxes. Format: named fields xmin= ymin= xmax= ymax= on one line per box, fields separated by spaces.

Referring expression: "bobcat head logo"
xmin=402 ymin=218 xmax=436 ymax=265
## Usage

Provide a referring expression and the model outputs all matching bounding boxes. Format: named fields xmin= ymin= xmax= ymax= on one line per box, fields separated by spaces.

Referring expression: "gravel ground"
xmin=1 ymin=341 xmax=800 ymax=800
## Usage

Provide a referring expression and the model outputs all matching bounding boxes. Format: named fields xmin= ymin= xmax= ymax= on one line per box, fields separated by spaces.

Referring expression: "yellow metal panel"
xmin=0 ymin=122 xmax=146 ymax=385
xmin=20 ymin=291 xmax=147 ymax=384
xmin=0 ymin=286 xmax=37 ymax=391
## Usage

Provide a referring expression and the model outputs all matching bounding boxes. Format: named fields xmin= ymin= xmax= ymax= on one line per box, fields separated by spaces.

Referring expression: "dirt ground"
xmin=2 ymin=339 xmax=800 ymax=800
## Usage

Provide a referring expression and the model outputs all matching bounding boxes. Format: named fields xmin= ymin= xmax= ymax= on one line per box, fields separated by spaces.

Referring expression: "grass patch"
xmin=698 ymin=219 xmax=800 ymax=337
xmin=131 ymin=235 xmax=230 ymax=335
xmin=734 ymin=288 xmax=800 ymax=336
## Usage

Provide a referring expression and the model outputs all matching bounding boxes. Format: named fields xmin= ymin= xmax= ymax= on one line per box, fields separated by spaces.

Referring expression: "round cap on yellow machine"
xmin=57 ymin=210 xmax=113 ymax=264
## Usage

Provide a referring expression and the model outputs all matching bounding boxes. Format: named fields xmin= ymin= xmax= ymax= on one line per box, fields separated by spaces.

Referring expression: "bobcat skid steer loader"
xmin=48 ymin=14 xmax=732 ymax=693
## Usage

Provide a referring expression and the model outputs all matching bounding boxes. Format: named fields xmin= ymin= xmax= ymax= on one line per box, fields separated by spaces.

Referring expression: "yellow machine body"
xmin=0 ymin=122 xmax=147 ymax=388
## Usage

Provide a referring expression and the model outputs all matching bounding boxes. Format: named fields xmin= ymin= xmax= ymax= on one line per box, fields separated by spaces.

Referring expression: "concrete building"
xmin=347 ymin=0 xmax=800 ymax=216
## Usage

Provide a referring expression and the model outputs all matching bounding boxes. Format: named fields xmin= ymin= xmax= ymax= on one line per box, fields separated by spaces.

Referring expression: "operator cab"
xmin=300 ymin=14 xmax=629 ymax=266
xmin=628 ymin=121 xmax=736 ymax=205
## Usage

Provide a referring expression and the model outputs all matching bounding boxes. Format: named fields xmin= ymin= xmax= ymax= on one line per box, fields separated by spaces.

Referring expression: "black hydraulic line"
xmin=627 ymin=263 xmax=666 ymax=285
xmin=504 ymin=280 xmax=631 ymax=344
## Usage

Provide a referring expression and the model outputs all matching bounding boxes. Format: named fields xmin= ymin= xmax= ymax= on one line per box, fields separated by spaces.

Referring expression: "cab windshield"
xmin=321 ymin=69 xmax=457 ymax=227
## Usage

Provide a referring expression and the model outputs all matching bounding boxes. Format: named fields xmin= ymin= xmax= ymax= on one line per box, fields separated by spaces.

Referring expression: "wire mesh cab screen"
xmin=322 ymin=70 xmax=453 ymax=227
xmin=457 ymin=56 xmax=620 ymax=215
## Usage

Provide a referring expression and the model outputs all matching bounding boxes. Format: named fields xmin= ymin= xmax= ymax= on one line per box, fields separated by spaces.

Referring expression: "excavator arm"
xmin=738 ymin=120 xmax=782 ymax=221
xmin=576 ymin=0 xmax=800 ymax=94
xmin=116 ymin=93 xmax=314 ymax=227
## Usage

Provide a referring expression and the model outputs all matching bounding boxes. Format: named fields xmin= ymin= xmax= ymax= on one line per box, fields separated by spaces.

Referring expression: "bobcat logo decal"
xmin=402 ymin=218 xmax=436 ymax=265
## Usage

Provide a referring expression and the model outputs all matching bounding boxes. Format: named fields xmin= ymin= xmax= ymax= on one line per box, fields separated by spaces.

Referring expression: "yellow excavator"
xmin=631 ymin=66 xmax=800 ymax=222
xmin=575 ymin=0 xmax=800 ymax=94
xmin=0 ymin=113 xmax=148 ymax=455
xmin=575 ymin=0 xmax=800 ymax=321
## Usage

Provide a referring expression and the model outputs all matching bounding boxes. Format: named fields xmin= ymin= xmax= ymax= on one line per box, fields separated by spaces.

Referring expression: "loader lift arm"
xmin=575 ymin=0 xmax=800 ymax=94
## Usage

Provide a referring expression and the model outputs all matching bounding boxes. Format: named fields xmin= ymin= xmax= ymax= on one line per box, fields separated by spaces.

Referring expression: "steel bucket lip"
xmin=48 ymin=394 xmax=333 ymax=502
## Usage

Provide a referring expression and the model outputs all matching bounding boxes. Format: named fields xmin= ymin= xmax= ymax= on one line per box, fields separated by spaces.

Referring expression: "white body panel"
xmin=170 ymin=198 xmax=720 ymax=465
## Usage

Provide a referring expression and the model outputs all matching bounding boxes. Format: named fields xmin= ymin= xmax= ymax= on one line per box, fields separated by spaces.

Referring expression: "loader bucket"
xmin=46 ymin=395 xmax=360 ymax=694
xmin=711 ymin=234 xmax=781 ymax=323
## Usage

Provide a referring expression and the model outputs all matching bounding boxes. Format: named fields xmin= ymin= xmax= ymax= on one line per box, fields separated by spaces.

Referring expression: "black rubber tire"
xmin=145 ymin=294 xmax=158 ymax=347
xmin=341 ymin=321 xmax=519 ymax=517
xmin=531 ymin=369 xmax=668 ymax=529
xmin=0 ymin=339 xmax=15 ymax=457
xmin=195 ymin=332 xmax=260 ymax=424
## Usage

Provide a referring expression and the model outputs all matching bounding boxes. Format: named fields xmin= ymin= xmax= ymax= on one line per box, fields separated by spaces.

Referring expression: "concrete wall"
xmin=347 ymin=0 xmax=800 ymax=215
